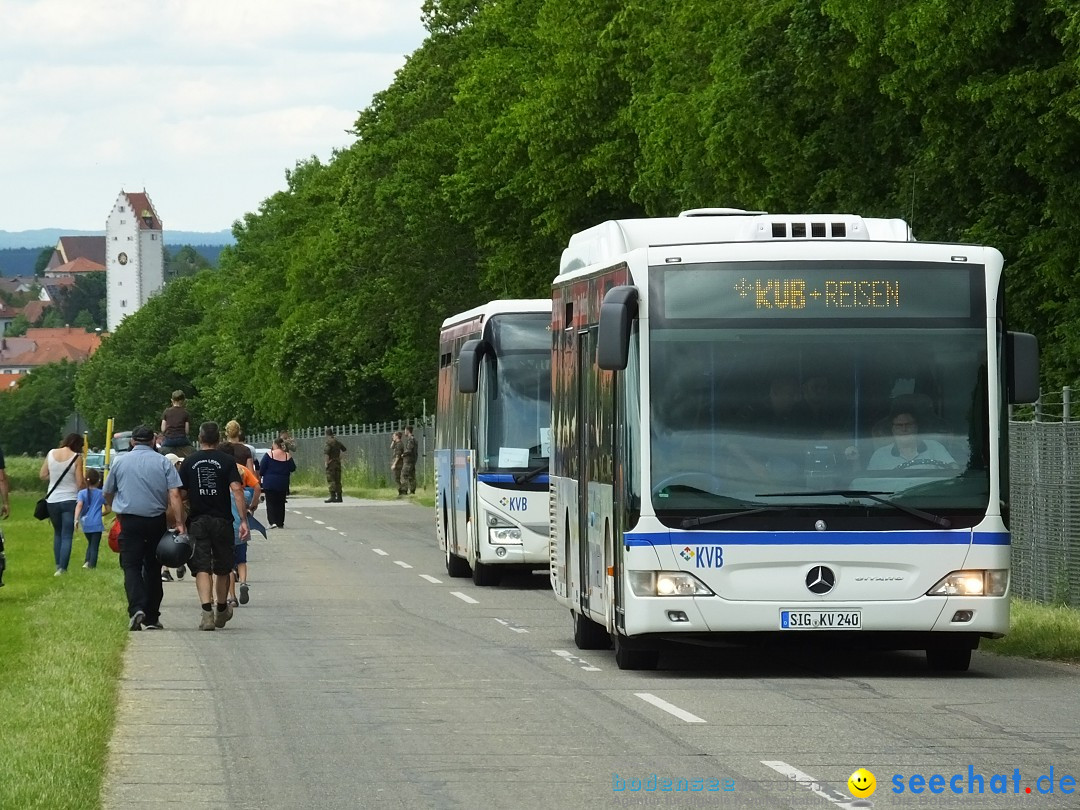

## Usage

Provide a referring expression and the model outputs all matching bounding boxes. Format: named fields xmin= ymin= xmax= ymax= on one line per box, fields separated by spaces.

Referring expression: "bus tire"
xmin=472 ymin=559 xmax=502 ymax=586
xmin=925 ymin=646 xmax=972 ymax=672
xmin=445 ymin=546 xmax=471 ymax=578
xmin=612 ymin=634 xmax=659 ymax=671
xmin=573 ymin=611 xmax=611 ymax=650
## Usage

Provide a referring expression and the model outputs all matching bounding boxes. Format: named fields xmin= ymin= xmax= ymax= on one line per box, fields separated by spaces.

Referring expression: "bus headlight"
xmin=627 ymin=570 xmax=714 ymax=597
xmin=927 ymin=570 xmax=1008 ymax=597
xmin=488 ymin=527 xmax=522 ymax=544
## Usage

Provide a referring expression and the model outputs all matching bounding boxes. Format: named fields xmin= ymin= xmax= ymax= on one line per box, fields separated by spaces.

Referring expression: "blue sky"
xmin=0 ymin=0 xmax=428 ymax=232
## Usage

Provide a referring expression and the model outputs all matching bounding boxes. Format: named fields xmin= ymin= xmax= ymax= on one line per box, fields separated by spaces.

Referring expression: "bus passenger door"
xmin=578 ymin=327 xmax=605 ymax=614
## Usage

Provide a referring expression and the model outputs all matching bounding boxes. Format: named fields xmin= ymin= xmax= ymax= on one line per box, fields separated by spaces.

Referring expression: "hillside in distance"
xmin=0 ymin=228 xmax=234 ymax=249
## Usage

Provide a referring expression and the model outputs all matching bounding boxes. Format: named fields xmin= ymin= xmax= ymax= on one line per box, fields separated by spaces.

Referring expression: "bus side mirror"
xmin=596 ymin=286 xmax=639 ymax=371
xmin=458 ymin=339 xmax=488 ymax=393
xmin=1007 ymin=331 xmax=1039 ymax=404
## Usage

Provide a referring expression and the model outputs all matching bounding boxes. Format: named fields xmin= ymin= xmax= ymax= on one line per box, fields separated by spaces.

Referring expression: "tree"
xmin=33 ymin=247 xmax=52 ymax=276
xmin=0 ymin=361 xmax=78 ymax=454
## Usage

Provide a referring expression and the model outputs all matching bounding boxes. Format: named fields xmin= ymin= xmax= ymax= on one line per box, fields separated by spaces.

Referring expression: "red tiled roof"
xmin=48 ymin=256 xmax=105 ymax=274
xmin=0 ymin=373 xmax=23 ymax=392
xmin=124 ymin=191 xmax=162 ymax=230
xmin=0 ymin=328 xmax=103 ymax=369
xmin=21 ymin=301 xmax=50 ymax=323
xmin=56 ymin=236 xmax=107 ymax=265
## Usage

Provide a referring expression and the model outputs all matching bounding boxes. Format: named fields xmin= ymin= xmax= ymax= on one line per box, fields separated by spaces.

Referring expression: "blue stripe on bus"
xmin=623 ymin=531 xmax=1008 ymax=547
xmin=477 ymin=473 xmax=550 ymax=485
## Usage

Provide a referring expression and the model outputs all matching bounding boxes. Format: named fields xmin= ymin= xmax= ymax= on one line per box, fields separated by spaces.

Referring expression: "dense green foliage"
xmin=72 ymin=0 xmax=1080 ymax=432
xmin=0 ymin=362 xmax=78 ymax=454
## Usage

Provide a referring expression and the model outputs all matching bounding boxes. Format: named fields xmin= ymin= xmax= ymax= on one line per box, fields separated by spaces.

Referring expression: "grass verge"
xmin=982 ymin=598 xmax=1080 ymax=662
xmin=0 ymin=492 xmax=127 ymax=810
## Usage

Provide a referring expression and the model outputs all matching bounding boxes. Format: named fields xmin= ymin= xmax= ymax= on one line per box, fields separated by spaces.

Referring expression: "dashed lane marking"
xmin=450 ymin=591 xmax=479 ymax=604
xmin=553 ymin=649 xmax=601 ymax=671
xmin=494 ymin=618 xmax=529 ymax=634
xmin=634 ymin=693 xmax=706 ymax=724
xmin=419 ymin=574 xmax=442 ymax=584
xmin=760 ymin=760 xmax=865 ymax=808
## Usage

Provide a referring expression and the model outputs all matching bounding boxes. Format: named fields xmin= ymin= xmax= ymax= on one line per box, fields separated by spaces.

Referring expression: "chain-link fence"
xmin=1009 ymin=388 xmax=1080 ymax=605
xmin=250 ymin=417 xmax=435 ymax=491
xmin=259 ymin=392 xmax=1080 ymax=606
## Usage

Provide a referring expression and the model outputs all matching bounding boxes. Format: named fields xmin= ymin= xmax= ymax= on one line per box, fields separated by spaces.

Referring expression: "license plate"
xmin=780 ymin=610 xmax=862 ymax=630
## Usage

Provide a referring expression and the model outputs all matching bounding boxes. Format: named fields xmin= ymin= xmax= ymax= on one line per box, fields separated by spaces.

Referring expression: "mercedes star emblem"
xmin=805 ymin=565 xmax=836 ymax=594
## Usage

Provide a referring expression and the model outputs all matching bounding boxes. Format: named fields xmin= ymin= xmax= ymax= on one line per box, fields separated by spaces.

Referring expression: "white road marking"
xmin=339 ymin=531 xmax=347 ymax=536
xmin=494 ymin=618 xmax=529 ymax=634
xmin=552 ymin=649 xmax=600 ymax=671
xmin=450 ymin=591 xmax=479 ymax=604
xmin=634 ymin=693 xmax=706 ymax=724
xmin=394 ymin=560 xmax=413 ymax=569
xmin=372 ymin=548 xmax=389 ymax=556
xmin=419 ymin=574 xmax=442 ymax=584
xmin=326 ymin=526 xmax=337 ymax=531
xmin=313 ymin=519 xmax=325 ymax=525
xmin=761 ymin=760 xmax=863 ymax=808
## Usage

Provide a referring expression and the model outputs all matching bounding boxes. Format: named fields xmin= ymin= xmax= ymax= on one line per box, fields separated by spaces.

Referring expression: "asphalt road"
xmin=102 ymin=497 xmax=1080 ymax=810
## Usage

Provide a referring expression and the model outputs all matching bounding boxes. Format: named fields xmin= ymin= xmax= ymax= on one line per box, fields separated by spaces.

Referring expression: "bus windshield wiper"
xmin=679 ymin=506 xmax=789 ymax=529
xmin=513 ymin=463 xmax=549 ymax=485
xmin=756 ymin=490 xmax=952 ymax=529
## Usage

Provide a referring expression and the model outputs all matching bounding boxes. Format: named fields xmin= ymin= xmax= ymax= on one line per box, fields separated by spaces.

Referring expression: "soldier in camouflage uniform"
xmin=323 ymin=428 xmax=347 ymax=503
xmin=400 ymin=425 xmax=418 ymax=495
xmin=390 ymin=431 xmax=404 ymax=496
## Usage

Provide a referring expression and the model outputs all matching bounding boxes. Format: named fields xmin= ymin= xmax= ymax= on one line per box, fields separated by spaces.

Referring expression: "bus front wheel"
xmin=612 ymin=634 xmax=659 ymax=671
xmin=573 ymin=611 xmax=611 ymax=650
xmin=472 ymin=559 xmax=502 ymax=586
xmin=926 ymin=646 xmax=972 ymax=672
xmin=445 ymin=544 xmax=471 ymax=578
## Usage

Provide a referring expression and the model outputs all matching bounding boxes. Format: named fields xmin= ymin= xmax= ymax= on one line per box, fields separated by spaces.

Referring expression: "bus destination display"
xmin=661 ymin=265 xmax=978 ymax=320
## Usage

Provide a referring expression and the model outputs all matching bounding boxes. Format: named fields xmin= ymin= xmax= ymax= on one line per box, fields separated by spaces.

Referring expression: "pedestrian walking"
xmin=400 ymin=425 xmax=419 ymax=495
xmin=177 ymin=422 xmax=248 ymax=631
xmin=324 ymin=428 xmax=347 ymax=502
xmin=74 ymin=467 xmax=106 ymax=569
xmin=39 ymin=433 xmax=85 ymax=576
xmin=103 ymin=425 xmax=184 ymax=631
xmin=260 ymin=437 xmax=296 ymax=528
xmin=390 ymin=431 xmax=404 ymax=495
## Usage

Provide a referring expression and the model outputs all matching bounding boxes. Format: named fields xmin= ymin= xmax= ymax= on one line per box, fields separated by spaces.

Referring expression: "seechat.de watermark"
xmin=891 ymin=766 xmax=1076 ymax=796
xmin=613 ymin=774 xmax=736 ymax=794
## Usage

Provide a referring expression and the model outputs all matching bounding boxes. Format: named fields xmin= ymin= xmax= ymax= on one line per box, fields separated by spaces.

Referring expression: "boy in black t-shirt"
xmin=179 ymin=422 xmax=248 ymax=631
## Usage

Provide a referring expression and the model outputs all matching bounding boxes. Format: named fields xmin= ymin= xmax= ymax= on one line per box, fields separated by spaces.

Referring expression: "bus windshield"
xmin=649 ymin=280 xmax=990 ymax=522
xmin=478 ymin=313 xmax=552 ymax=472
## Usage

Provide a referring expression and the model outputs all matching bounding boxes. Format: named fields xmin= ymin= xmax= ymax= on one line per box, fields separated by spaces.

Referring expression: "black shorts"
xmin=188 ymin=515 xmax=235 ymax=575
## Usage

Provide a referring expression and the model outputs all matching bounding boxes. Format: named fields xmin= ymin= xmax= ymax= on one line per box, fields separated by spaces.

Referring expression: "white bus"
xmin=549 ymin=209 xmax=1038 ymax=671
xmin=435 ymin=300 xmax=553 ymax=585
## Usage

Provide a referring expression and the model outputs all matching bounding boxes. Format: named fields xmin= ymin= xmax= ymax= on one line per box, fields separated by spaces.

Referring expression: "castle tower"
xmin=105 ymin=190 xmax=164 ymax=332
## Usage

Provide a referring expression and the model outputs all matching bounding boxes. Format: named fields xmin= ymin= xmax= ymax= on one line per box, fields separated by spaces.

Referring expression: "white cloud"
xmin=0 ymin=0 xmax=427 ymax=232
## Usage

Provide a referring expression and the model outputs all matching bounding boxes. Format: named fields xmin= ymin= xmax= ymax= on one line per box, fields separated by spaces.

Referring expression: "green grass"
xmin=982 ymin=598 xmax=1080 ymax=662
xmin=0 ymin=493 xmax=127 ymax=810
xmin=290 ymin=467 xmax=436 ymax=507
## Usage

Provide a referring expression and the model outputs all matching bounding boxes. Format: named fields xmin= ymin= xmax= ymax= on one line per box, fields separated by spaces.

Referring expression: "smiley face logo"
xmin=847 ymin=768 xmax=876 ymax=798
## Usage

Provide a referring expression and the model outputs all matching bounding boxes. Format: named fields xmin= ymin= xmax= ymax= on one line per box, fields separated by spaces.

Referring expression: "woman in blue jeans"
xmin=40 ymin=433 xmax=85 ymax=575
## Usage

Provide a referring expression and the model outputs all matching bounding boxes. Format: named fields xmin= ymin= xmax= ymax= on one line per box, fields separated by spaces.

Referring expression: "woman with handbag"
xmin=39 ymin=433 xmax=85 ymax=576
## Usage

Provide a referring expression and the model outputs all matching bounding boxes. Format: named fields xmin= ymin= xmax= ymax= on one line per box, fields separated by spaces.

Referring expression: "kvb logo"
xmin=695 ymin=546 xmax=725 ymax=569
xmin=498 ymin=496 xmax=529 ymax=512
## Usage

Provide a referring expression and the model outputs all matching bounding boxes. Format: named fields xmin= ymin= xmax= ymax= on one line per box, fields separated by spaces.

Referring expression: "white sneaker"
xmin=54 ymin=569 xmax=65 ymax=576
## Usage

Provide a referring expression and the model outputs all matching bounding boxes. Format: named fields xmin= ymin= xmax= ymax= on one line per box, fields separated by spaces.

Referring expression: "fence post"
xmin=1065 ymin=387 xmax=1072 ymax=422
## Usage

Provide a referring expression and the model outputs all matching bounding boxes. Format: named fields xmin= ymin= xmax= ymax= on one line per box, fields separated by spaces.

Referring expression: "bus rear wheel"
xmin=926 ymin=646 xmax=972 ymax=672
xmin=572 ymin=611 xmax=611 ymax=650
xmin=612 ymin=634 xmax=659 ymax=671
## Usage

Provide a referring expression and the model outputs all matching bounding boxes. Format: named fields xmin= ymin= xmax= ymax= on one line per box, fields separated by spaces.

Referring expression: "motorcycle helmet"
xmin=156 ymin=530 xmax=193 ymax=568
